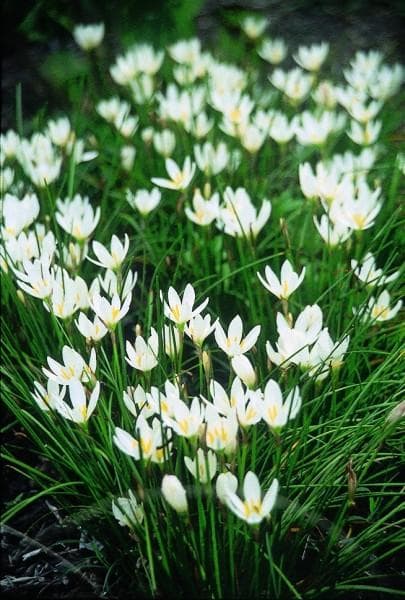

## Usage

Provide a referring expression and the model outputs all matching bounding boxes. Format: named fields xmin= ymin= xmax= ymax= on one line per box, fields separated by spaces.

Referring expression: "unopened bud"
xmin=231 ymin=355 xmax=257 ymax=388
xmin=17 ymin=290 xmax=25 ymax=304
xmin=161 ymin=475 xmax=188 ymax=514
xmin=202 ymin=350 xmax=212 ymax=378
xmin=135 ymin=323 xmax=142 ymax=337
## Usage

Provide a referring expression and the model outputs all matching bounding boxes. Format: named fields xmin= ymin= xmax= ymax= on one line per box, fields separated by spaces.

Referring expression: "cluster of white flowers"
xmin=1 ymin=16 xmax=402 ymax=534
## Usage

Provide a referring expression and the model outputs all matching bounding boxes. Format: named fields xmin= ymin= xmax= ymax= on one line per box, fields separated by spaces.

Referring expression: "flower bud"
xmin=161 ymin=475 xmax=188 ymax=513
xmin=231 ymin=355 xmax=257 ymax=388
xmin=202 ymin=350 xmax=212 ymax=378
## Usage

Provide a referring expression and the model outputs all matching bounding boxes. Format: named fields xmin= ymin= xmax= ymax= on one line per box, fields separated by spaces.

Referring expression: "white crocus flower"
xmin=161 ymin=475 xmax=188 ymax=513
xmin=215 ymin=315 xmax=261 ymax=358
xmin=43 ymin=346 xmax=96 ymax=386
xmin=261 ymin=380 xmax=301 ymax=430
xmin=75 ymin=312 xmax=108 ymax=342
xmin=53 ymin=380 xmax=100 ymax=424
xmin=112 ymin=490 xmax=144 ymax=528
xmin=185 ymin=188 xmax=220 ymax=226
xmin=90 ymin=292 xmax=131 ymax=330
xmin=293 ymin=42 xmax=329 ymax=71
xmin=125 ymin=328 xmax=159 ymax=372
xmin=217 ymin=187 xmax=271 ymax=239
xmin=270 ymin=68 xmax=313 ymax=103
xmin=56 ymin=195 xmax=100 ymax=242
xmin=351 ymin=253 xmax=400 ymax=287
xmin=240 ymin=15 xmax=268 ymax=39
xmin=193 ymin=141 xmax=230 ymax=176
xmin=2 ymin=193 xmax=40 ymax=238
xmin=73 ymin=23 xmax=105 ymax=51
xmin=257 ymin=259 xmax=305 ymax=300
xmin=126 ymin=188 xmax=161 ymax=217
xmin=347 ymin=120 xmax=382 ymax=146
xmin=231 ymin=355 xmax=257 ymax=388
xmin=89 ymin=234 xmax=130 ymax=270
xmin=153 ymin=130 xmax=176 ymax=157
xmin=313 ymin=215 xmax=353 ymax=246
xmin=333 ymin=185 xmax=382 ymax=231
xmin=223 ymin=471 xmax=279 ymax=525
xmin=114 ymin=415 xmax=170 ymax=463
xmin=361 ymin=290 xmax=402 ymax=323
xmin=151 ymin=157 xmax=196 ymax=191
xmin=184 ymin=449 xmax=217 ymax=484
xmin=161 ymin=283 xmax=209 ymax=327
xmin=120 ymin=145 xmax=136 ymax=171
xmin=47 ymin=117 xmax=72 ymax=147
xmin=163 ymin=324 xmax=181 ymax=359
xmin=308 ymin=329 xmax=350 ymax=379
xmin=163 ymin=397 xmax=204 ymax=439
xmin=266 ymin=305 xmax=323 ymax=368
xmin=32 ymin=380 xmax=66 ymax=412
xmin=184 ymin=314 xmax=217 ymax=347
xmin=216 ymin=471 xmax=238 ymax=503
xmin=93 ymin=269 xmax=137 ymax=300
xmin=257 ymin=38 xmax=287 ymax=65
xmin=269 ymin=113 xmax=297 ymax=144
xmin=14 ymin=255 xmax=54 ymax=299
xmin=122 ymin=384 xmax=156 ymax=419
xmin=205 ymin=404 xmax=239 ymax=454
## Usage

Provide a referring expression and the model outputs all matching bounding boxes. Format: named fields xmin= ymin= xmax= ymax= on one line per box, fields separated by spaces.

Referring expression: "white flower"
xmin=88 ymin=234 xmax=130 ymax=270
xmin=151 ymin=157 xmax=196 ymax=191
xmin=193 ymin=141 xmax=230 ymax=176
xmin=120 ymin=145 xmax=136 ymax=171
xmin=13 ymin=255 xmax=54 ymax=299
xmin=266 ymin=305 xmax=324 ymax=368
xmin=231 ymin=355 xmax=257 ymax=389
xmin=153 ymin=130 xmax=176 ymax=157
xmin=257 ymin=38 xmax=287 ymax=65
xmin=90 ymin=292 xmax=131 ymax=330
xmin=163 ymin=324 xmax=181 ymax=359
xmin=161 ymin=475 xmax=188 ymax=513
xmin=73 ymin=23 xmax=105 ymax=51
xmin=114 ymin=415 xmax=170 ymax=463
xmin=351 ymin=253 xmax=399 ymax=287
xmin=112 ymin=490 xmax=144 ymax=528
xmin=217 ymin=187 xmax=271 ymax=239
xmin=216 ymin=472 xmax=238 ymax=503
xmin=308 ymin=329 xmax=350 ymax=378
xmin=332 ymin=182 xmax=382 ymax=231
xmin=125 ymin=328 xmax=159 ymax=372
xmin=222 ymin=471 xmax=279 ymax=525
xmin=53 ymin=380 xmax=100 ymax=424
xmin=161 ymin=283 xmax=209 ymax=326
xmin=56 ymin=195 xmax=100 ymax=242
xmin=123 ymin=384 xmax=156 ymax=419
xmin=75 ymin=312 xmax=108 ymax=342
xmin=215 ymin=315 xmax=260 ymax=358
xmin=269 ymin=112 xmax=297 ymax=144
xmin=313 ymin=215 xmax=352 ymax=247
xmin=347 ymin=120 xmax=382 ymax=146
xmin=270 ymin=68 xmax=313 ymax=103
xmin=257 ymin=260 xmax=305 ymax=300
xmin=361 ymin=290 xmax=402 ymax=322
xmin=168 ymin=38 xmax=201 ymax=64
xmin=2 ymin=193 xmax=40 ymax=238
xmin=184 ymin=449 xmax=217 ymax=484
xmin=185 ymin=188 xmax=220 ymax=226
xmin=32 ymin=380 xmax=66 ymax=412
xmin=126 ymin=188 xmax=161 ymax=217
xmin=163 ymin=397 xmax=204 ymax=439
xmin=240 ymin=15 xmax=268 ymax=39
xmin=47 ymin=117 xmax=72 ymax=147
xmin=261 ymin=380 xmax=301 ymax=430
xmin=205 ymin=404 xmax=239 ymax=454
xmin=184 ymin=314 xmax=217 ymax=347
xmin=293 ymin=42 xmax=329 ymax=72
xmin=295 ymin=111 xmax=345 ymax=146
xmin=43 ymin=346 xmax=96 ymax=386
